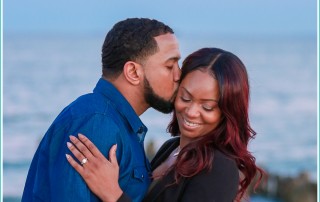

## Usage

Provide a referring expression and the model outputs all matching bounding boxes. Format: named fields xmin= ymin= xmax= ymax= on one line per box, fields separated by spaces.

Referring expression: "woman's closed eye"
xmin=202 ymin=105 xmax=214 ymax=111
xmin=180 ymin=96 xmax=191 ymax=102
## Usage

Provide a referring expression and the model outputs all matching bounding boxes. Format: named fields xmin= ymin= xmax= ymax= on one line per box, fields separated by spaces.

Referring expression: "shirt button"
xmin=138 ymin=127 xmax=143 ymax=133
xmin=142 ymin=174 xmax=144 ymax=178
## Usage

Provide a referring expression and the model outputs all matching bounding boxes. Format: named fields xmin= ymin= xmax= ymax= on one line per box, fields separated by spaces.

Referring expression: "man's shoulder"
xmin=51 ymin=92 xmax=122 ymax=129
xmin=68 ymin=92 xmax=118 ymax=115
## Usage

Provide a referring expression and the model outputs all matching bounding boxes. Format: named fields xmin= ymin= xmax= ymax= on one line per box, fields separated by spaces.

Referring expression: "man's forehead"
xmin=154 ymin=33 xmax=179 ymax=46
xmin=154 ymin=34 xmax=181 ymax=58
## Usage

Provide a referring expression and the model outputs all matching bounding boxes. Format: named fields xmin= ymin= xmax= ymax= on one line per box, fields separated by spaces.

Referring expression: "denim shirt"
xmin=22 ymin=78 xmax=151 ymax=202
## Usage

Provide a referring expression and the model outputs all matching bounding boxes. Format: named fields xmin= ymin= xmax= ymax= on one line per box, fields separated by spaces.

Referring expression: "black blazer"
xmin=118 ymin=137 xmax=239 ymax=202
xmin=143 ymin=137 xmax=239 ymax=202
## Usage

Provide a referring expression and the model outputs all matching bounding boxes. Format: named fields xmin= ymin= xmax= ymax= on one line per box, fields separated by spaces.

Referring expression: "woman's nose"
xmin=185 ymin=103 xmax=200 ymax=118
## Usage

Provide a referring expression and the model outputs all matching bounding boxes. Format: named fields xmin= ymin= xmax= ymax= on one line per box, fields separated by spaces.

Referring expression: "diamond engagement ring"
xmin=81 ymin=158 xmax=88 ymax=165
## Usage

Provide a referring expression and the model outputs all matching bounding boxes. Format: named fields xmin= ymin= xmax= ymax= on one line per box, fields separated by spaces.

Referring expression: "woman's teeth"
xmin=184 ymin=119 xmax=200 ymax=127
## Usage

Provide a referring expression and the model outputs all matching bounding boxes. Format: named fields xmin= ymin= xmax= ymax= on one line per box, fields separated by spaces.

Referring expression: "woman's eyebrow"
xmin=181 ymin=87 xmax=219 ymax=102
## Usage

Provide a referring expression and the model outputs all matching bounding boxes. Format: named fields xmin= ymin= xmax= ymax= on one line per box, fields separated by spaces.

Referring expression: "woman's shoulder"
xmin=184 ymin=150 xmax=239 ymax=201
xmin=213 ymin=150 xmax=236 ymax=164
xmin=178 ymin=150 xmax=239 ymax=201
xmin=192 ymin=149 xmax=238 ymax=182
xmin=211 ymin=150 xmax=238 ymax=174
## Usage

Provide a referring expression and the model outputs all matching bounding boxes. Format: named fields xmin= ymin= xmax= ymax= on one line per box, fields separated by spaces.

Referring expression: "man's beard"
xmin=144 ymin=77 xmax=176 ymax=114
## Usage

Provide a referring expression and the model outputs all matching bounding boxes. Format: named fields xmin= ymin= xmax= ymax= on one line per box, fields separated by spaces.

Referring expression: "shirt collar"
xmin=93 ymin=78 xmax=148 ymax=137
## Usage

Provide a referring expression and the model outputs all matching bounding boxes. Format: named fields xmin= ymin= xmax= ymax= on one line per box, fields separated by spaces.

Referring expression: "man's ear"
xmin=123 ymin=61 xmax=142 ymax=85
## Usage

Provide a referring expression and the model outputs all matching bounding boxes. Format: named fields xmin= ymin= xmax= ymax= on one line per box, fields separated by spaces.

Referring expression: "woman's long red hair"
xmin=167 ymin=48 xmax=264 ymax=200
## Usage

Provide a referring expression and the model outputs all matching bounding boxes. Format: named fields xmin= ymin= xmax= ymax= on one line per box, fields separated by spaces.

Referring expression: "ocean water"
xmin=3 ymin=33 xmax=317 ymax=201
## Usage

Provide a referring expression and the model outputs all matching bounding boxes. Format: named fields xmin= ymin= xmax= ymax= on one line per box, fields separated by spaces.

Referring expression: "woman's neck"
xmin=152 ymin=145 xmax=180 ymax=180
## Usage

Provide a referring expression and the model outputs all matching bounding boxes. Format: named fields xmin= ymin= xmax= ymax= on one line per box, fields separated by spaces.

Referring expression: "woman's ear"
xmin=123 ymin=61 xmax=142 ymax=85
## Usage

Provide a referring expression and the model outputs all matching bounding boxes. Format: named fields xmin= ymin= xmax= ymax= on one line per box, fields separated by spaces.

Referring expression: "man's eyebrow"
xmin=166 ymin=56 xmax=181 ymax=62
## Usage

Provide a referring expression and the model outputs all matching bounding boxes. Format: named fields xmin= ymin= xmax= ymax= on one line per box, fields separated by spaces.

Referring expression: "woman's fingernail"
xmin=67 ymin=142 xmax=72 ymax=148
xmin=69 ymin=135 xmax=76 ymax=141
xmin=65 ymin=154 xmax=70 ymax=159
xmin=78 ymin=133 xmax=85 ymax=139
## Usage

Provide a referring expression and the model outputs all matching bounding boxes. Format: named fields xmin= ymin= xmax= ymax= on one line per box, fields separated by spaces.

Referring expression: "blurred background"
xmin=3 ymin=0 xmax=318 ymax=201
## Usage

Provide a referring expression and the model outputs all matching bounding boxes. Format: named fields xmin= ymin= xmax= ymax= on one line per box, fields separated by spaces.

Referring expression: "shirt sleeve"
xmin=180 ymin=154 xmax=239 ymax=202
xmin=48 ymin=113 xmax=121 ymax=201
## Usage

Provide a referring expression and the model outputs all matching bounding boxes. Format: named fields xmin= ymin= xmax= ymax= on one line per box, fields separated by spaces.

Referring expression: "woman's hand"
xmin=66 ymin=133 xmax=123 ymax=202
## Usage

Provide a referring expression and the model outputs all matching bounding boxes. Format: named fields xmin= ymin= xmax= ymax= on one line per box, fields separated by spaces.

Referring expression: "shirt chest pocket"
xmin=133 ymin=167 xmax=147 ymax=182
xmin=123 ymin=166 xmax=151 ymax=201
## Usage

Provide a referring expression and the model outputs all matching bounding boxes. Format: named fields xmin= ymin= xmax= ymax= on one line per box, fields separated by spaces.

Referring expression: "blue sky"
xmin=4 ymin=0 xmax=317 ymax=36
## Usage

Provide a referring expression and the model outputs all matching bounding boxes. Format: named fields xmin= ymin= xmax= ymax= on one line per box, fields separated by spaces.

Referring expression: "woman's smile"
xmin=182 ymin=118 xmax=201 ymax=128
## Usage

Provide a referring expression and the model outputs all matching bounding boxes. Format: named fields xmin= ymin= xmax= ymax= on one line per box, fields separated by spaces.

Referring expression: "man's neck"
xmin=103 ymin=76 xmax=149 ymax=116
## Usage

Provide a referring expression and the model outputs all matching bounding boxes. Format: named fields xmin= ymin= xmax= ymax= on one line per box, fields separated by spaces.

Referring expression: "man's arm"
xmin=66 ymin=134 xmax=133 ymax=202
xmin=51 ymin=114 xmax=121 ymax=201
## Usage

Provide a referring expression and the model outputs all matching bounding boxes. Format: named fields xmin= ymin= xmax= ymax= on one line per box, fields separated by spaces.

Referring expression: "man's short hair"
xmin=101 ymin=18 xmax=174 ymax=79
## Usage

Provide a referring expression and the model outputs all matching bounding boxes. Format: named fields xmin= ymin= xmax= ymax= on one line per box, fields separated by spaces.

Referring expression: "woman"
xmin=66 ymin=48 xmax=263 ymax=202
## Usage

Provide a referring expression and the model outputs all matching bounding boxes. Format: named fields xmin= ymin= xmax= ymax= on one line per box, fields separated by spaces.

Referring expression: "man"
xmin=22 ymin=18 xmax=181 ymax=202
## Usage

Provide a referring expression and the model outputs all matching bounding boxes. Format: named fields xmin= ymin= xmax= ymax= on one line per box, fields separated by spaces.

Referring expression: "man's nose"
xmin=174 ymin=65 xmax=181 ymax=82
